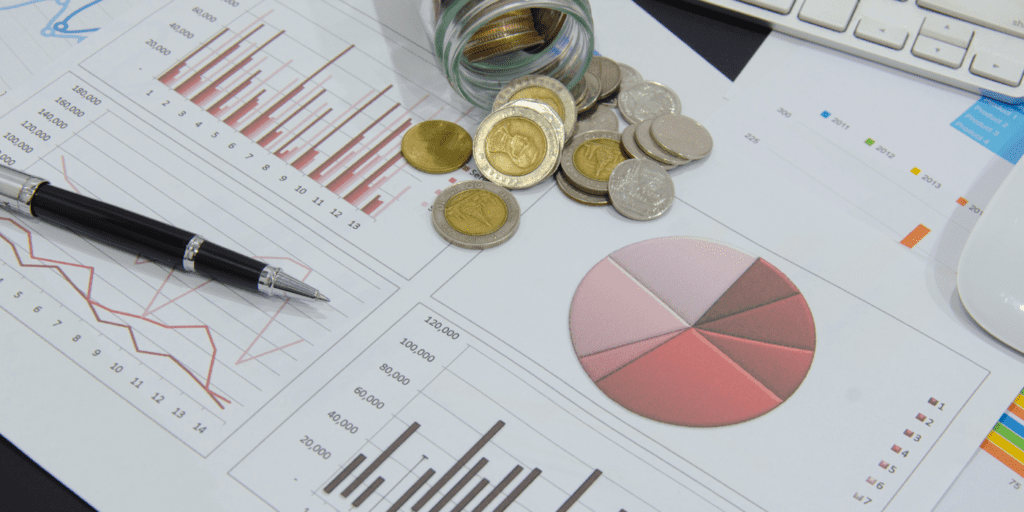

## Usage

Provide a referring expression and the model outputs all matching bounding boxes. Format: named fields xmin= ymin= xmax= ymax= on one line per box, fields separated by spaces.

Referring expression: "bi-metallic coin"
xmin=502 ymin=98 xmax=566 ymax=148
xmin=555 ymin=171 xmax=609 ymax=206
xmin=474 ymin=105 xmax=560 ymax=189
xmin=432 ymin=181 xmax=520 ymax=249
xmin=560 ymin=130 xmax=626 ymax=195
xmin=493 ymin=75 xmax=577 ymax=138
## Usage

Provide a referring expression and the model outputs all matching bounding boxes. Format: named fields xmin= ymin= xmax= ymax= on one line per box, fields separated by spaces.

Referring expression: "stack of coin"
xmin=420 ymin=56 xmax=716 ymax=249
xmin=463 ymin=9 xmax=545 ymax=63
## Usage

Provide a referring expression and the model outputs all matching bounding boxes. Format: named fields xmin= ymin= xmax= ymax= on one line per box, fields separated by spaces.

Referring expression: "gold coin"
xmin=443 ymin=189 xmax=508 ymax=236
xmin=474 ymin=105 xmax=560 ymax=189
xmin=493 ymin=75 xmax=577 ymax=138
xmin=484 ymin=117 xmax=547 ymax=177
xmin=508 ymin=86 xmax=565 ymax=120
xmin=401 ymin=120 xmax=472 ymax=174
xmin=531 ymin=8 xmax=567 ymax=49
xmin=572 ymin=138 xmax=626 ymax=181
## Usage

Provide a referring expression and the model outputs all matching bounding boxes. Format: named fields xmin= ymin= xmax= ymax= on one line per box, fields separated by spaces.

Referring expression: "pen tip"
xmin=316 ymin=292 xmax=331 ymax=303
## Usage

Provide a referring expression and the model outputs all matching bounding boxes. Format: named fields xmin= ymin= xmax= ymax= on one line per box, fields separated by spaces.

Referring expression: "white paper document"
xmin=0 ymin=0 xmax=145 ymax=96
xmin=0 ymin=1 xmax=1022 ymax=512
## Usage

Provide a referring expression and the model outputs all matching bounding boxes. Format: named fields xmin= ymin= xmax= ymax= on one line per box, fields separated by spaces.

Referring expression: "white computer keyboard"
xmin=691 ymin=0 xmax=1024 ymax=103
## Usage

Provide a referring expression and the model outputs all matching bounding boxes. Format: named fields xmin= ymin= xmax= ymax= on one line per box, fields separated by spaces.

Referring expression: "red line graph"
xmin=0 ymin=217 xmax=315 ymax=409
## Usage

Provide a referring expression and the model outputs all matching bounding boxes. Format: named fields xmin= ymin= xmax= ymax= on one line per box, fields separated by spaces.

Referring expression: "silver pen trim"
xmin=257 ymin=264 xmax=330 ymax=302
xmin=0 ymin=164 xmax=47 ymax=216
xmin=182 ymin=234 xmax=205 ymax=273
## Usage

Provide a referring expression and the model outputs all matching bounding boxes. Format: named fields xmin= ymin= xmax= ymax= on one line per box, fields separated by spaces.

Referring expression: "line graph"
xmin=0 ymin=0 xmax=143 ymax=94
xmin=0 ymin=71 xmax=395 ymax=453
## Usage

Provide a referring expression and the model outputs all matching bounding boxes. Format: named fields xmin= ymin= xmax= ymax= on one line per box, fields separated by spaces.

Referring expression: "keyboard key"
xmin=912 ymin=35 xmax=967 ymax=68
xmin=970 ymin=52 xmax=1024 ymax=86
xmin=917 ymin=0 xmax=1024 ymax=40
xmin=920 ymin=17 xmax=974 ymax=48
xmin=855 ymin=18 xmax=909 ymax=50
xmin=737 ymin=0 xmax=796 ymax=15
xmin=798 ymin=0 xmax=860 ymax=32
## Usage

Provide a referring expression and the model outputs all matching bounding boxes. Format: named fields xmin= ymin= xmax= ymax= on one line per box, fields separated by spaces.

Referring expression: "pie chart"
xmin=569 ymin=237 xmax=815 ymax=427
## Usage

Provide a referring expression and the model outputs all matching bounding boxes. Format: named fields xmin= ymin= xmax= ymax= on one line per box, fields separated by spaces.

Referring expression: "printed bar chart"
xmin=980 ymin=389 xmax=1024 ymax=478
xmin=230 ymin=305 xmax=674 ymax=512
xmin=154 ymin=9 xmax=414 ymax=218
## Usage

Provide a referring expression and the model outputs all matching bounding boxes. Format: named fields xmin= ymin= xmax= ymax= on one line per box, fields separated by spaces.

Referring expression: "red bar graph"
xmin=345 ymin=152 xmax=404 ymax=205
xmin=159 ymin=28 xmax=228 ymax=86
xmin=158 ymin=16 xmax=424 ymax=220
xmin=176 ymin=25 xmax=264 ymax=96
xmin=327 ymin=119 xmax=412 ymax=194
xmin=240 ymin=47 xmax=353 ymax=138
xmin=208 ymin=70 xmax=261 ymax=117
xmin=192 ymin=31 xmax=285 ymax=107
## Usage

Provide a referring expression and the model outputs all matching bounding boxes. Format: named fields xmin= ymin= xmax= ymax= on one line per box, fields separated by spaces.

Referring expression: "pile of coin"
xmin=411 ymin=55 xmax=714 ymax=249
xmin=463 ymin=8 xmax=568 ymax=63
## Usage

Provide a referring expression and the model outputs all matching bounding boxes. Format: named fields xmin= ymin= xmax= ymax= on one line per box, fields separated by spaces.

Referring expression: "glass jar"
xmin=420 ymin=0 xmax=594 ymax=109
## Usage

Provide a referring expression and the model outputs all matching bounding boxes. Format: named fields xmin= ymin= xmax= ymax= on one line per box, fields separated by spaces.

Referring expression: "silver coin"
xmin=608 ymin=159 xmax=675 ymax=221
xmin=634 ymin=118 xmax=689 ymax=167
xmin=560 ymin=130 xmax=625 ymax=195
xmin=576 ymin=71 xmax=601 ymax=114
xmin=620 ymin=124 xmax=673 ymax=171
xmin=570 ymin=77 xmax=587 ymax=105
xmin=650 ymin=113 xmax=713 ymax=160
xmin=590 ymin=56 xmax=621 ymax=100
xmin=432 ymin=181 xmax=520 ymax=249
xmin=573 ymin=104 xmax=618 ymax=137
xmin=492 ymin=74 xmax=577 ymax=139
xmin=605 ymin=62 xmax=643 ymax=107
xmin=502 ymin=98 xmax=566 ymax=148
xmin=618 ymin=81 xmax=682 ymax=125
xmin=556 ymin=170 xmax=609 ymax=206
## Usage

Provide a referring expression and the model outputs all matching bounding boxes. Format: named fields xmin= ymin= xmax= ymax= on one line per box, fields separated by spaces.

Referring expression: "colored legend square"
xmin=421 ymin=202 xmax=428 ymax=207
xmin=821 ymin=111 xmax=832 ymax=118
xmin=929 ymin=398 xmax=939 ymax=406
xmin=435 ymin=189 xmax=442 ymax=195
xmin=866 ymin=138 xmax=876 ymax=146
xmin=900 ymin=225 xmax=931 ymax=249
xmin=867 ymin=477 xmax=877 ymax=485
xmin=917 ymin=413 xmax=927 ymax=422
xmin=449 ymin=177 xmax=457 ymax=183
xmin=904 ymin=429 xmax=914 ymax=437
xmin=957 ymin=197 xmax=968 ymax=206
xmin=879 ymin=461 xmax=890 ymax=469
xmin=854 ymin=493 xmax=865 ymax=501
xmin=910 ymin=167 xmax=922 ymax=175
xmin=892 ymin=444 xmax=902 ymax=453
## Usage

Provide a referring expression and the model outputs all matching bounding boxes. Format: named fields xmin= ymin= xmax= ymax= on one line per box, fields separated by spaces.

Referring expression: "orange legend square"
xmin=901 ymin=225 xmax=931 ymax=248
xmin=957 ymin=197 xmax=968 ymax=206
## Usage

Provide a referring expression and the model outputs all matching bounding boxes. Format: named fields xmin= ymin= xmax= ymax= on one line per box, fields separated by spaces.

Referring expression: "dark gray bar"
xmin=412 ymin=421 xmax=505 ymax=511
xmin=555 ymin=469 xmax=602 ymax=512
xmin=472 ymin=465 xmax=523 ymax=512
xmin=387 ymin=469 xmax=436 ymax=512
xmin=429 ymin=458 xmax=489 ymax=512
xmin=452 ymin=478 xmax=489 ymax=512
xmin=323 ymin=454 xmax=368 ymax=494
xmin=353 ymin=476 xmax=385 ymax=507
xmin=342 ymin=422 xmax=420 ymax=497
xmin=491 ymin=467 xmax=542 ymax=512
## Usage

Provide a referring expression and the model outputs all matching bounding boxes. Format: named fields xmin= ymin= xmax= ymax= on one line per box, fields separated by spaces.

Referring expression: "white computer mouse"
xmin=958 ymin=158 xmax=1024 ymax=353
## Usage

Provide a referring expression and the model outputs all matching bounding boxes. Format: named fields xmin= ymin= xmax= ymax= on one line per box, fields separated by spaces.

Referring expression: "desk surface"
xmin=0 ymin=1 xmax=766 ymax=510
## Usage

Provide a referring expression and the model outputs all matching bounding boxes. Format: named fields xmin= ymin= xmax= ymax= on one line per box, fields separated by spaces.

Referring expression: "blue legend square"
xmin=821 ymin=111 xmax=831 ymax=118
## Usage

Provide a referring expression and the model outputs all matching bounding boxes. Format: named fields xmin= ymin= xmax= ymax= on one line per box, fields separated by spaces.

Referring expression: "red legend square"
xmin=892 ymin=445 xmax=902 ymax=453
xmin=917 ymin=413 xmax=927 ymax=422
xmin=904 ymin=429 xmax=914 ymax=437
xmin=929 ymin=398 xmax=939 ymax=406
xmin=879 ymin=461 xmax=890 ymax=469
xmin=867 ymin=477 xmax=877 ymax=485
xmin=449 ymin=177 xmax=457 ymax=183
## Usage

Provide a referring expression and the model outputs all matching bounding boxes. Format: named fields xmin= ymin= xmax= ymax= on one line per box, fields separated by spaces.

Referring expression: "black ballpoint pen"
xmin=0 ymin=164 xmax=329 ymax=302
